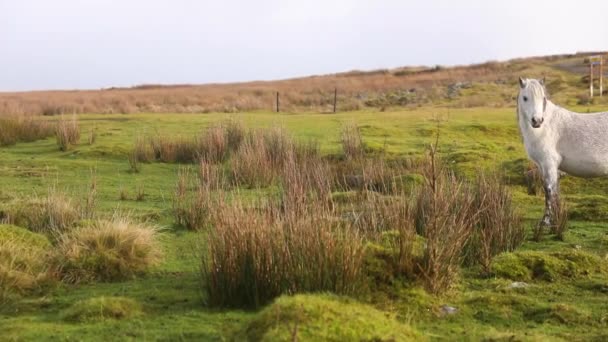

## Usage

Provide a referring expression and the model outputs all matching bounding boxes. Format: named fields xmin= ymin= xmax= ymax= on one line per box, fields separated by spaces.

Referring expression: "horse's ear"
xmin=540 ymin=77 xmax=546 ymax=86
xmin=519 ymin=77 xmax=526 ymax=88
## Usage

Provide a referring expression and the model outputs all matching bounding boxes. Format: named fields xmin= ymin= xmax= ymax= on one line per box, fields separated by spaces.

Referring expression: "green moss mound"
xmin=0 ymin=225 xmax=54 ymax=302
xmin=241 ymin=294 xmax=423 ymax=341
xmin=62 ymin=296 xmax=142 ymax=322
xmin=492 ymin=250 xmax=606 ymax=282
xmin=0 ymin=224 xmax=51 ymax=249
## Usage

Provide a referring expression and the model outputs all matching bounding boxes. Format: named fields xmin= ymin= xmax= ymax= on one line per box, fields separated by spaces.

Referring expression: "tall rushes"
xmin=341 ymin=123 xmax=364 ymax=159
xmin=0 ymin=115 xmax=54 ymax=146
xmin=131 ymin=120 xmax=245 ymax=164
xmin=201 ymin=197 xmax=365 ymax=308
xmin=172 ymin=167 xmax=215 ymax=230
xmin=415 ymin=145 xmax=478 ymax=294
xmin=465 ymin=170 xmax=524 ymax=274
xmin=55 ymin=114 xmax=80 ymax=151
xmin=202 ymin=143 xmax=363 ymax=308
xmin=280 ymin=148 xmax=331 ymax=213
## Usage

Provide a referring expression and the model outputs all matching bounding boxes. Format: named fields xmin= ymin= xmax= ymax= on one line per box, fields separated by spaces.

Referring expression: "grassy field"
xmin=1 ymin=107 xmax=608 ymax=341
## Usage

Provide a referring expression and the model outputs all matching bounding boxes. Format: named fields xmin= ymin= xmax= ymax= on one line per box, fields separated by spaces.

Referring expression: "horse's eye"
xmin=523 ymin=96 xmax=528 ymax=102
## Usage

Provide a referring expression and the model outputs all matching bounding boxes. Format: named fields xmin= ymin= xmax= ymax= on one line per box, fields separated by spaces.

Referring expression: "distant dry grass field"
xmin=1 ymin=53 xmax=606 ymax=116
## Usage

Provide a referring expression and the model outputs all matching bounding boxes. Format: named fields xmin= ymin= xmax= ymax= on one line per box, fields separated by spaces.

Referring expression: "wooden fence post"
xmin=276 ymin=92 xmax=280 ymax=112
xmin=333 ymin=88 xmax=337 ymax=113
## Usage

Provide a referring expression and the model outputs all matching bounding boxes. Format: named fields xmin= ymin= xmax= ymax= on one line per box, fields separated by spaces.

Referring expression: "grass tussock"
xmin=2 ymin=190 xmax=80 ymax=234
xmin=57 ymin=218 xmax=162 ymax=283
xmin=55 ymin=115 xmax=80 ymax=151
xmin=173 ymin=168 xmax=214 ymax=230
xmin=201 ymin=197 xmax=365 ymax=308
xmin=341 ymin=123 xmax=364 ymax=160
xmin=0 ymin=115 xmax=54 ymax=146
xmin=0 ymin=225 xmax=55 ymax=302
xmin=62 ymin=296 xmax=143 ymax=322
xmin=550 ymin=198 xmax=569 ymax=241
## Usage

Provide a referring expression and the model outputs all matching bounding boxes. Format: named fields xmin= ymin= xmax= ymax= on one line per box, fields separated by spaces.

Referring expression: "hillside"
xmin=1 ymin=52 xmax=606 ymax=116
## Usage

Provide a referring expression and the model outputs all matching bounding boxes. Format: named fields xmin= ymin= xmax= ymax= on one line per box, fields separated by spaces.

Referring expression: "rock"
xmin=440 ymin=305 xmax=458 ymax=316
xmin=508 ymin=281 xmax=529 ymax=289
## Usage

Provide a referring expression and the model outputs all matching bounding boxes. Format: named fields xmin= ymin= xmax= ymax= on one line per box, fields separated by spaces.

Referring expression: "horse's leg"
xmin=541 ymin=165 xmax=559 ymax=226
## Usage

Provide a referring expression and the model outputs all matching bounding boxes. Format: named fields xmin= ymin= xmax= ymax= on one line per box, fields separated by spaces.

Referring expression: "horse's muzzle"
xmin=531 ymin=117 xmax=544 ymax=128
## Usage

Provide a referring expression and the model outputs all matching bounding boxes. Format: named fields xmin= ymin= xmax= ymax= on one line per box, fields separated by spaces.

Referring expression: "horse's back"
xmin=557 ymin=111 xmax=608 ymax=177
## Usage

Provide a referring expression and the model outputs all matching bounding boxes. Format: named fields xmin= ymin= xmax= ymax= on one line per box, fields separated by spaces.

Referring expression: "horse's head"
xmin=518 ymin=78 xmax=548 ymax=129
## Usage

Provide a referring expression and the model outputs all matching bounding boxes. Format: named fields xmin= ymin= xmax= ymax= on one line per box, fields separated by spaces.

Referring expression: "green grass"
xmin=1 ymin=108 xmax=608 ymax=340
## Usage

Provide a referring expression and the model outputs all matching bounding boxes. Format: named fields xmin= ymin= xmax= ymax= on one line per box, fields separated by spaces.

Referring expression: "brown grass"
xmin=3 ymin=190 xmax=81 ymax=234
xmin=173 ymin=168 xmax=214 ymax=230
xmin=341 ymin=123 xmax=364 ymax=160
xmin=414 ymin=144 xmax=479 ymax=294
xmin=56 ymin=218 xmax=162 ymax=283
xmin=55 ymin=115 xmax=80 ymax=151
xmin=550 ymin=198 xmax=569 ymax=241
xmin=465 ymin=170 xmax=525 ymax=274
xmin=201 ymin=196 xmax=365 ymax=308
xmin=0 ymin=115 xmax=54 ymax=146
xmin=1 ymin=54 xmax=590 ymax=115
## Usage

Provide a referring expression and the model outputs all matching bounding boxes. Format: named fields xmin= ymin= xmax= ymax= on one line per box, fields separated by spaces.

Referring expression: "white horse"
xmin=517 ymin=77 xmax=608 ymax=225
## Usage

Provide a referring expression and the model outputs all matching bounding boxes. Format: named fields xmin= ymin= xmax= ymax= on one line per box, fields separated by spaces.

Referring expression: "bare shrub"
xmin=341 ymin=123 xmax=364 ymax=159
xmin=55 ymin=115 xmax=80 ymax=151
xmin=57 ymin=218 xmax=162 ymax=283
xmin=414 ymin=146 xmax=478 ymax=294
xmin=464 ymin=170 xmax=525 ymax=274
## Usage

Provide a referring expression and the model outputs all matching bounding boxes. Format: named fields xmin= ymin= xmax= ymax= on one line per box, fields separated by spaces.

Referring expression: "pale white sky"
xmin=1 ymin=0 xmax=606 ymax=91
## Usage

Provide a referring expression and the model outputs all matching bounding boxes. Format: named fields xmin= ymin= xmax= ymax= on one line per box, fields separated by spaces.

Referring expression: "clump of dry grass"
xmin=3 ymin=190 xmax=80 ymax=234
xmin=0 ymin=115 xmax=54 ymax=146
xmin=231 ymin=133 xmax=276 ymax=188
xmin=149 ymin=134 xmax=198 ymax=163
xmin=464 ymin=170 xmax=525 ymax=274
xmin=524 ymin=162 xmax=542 ymax=196
xmin=201 ymin=197 xmax=365 ymax=308
xmin=550 ymin=198 xmax=569 ymax=241
xmin=55 ymin=115 xmax=80 ymax=151
xmin=132 ymin=134 xmax=154 ymax=163
xmin=197 ymin=126 xmax=229 ymax=163
xmin=56 ymin=218 xmax=162 ymax=283
xmin=341 ymin=123 xmax=364 ymax=160
xmin=173 ymin=168 xmax=214 ymax=230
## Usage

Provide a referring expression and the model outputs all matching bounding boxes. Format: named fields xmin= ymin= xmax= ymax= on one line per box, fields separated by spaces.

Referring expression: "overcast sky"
xmin=1 ymin=0 xmax=607 ymax=91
